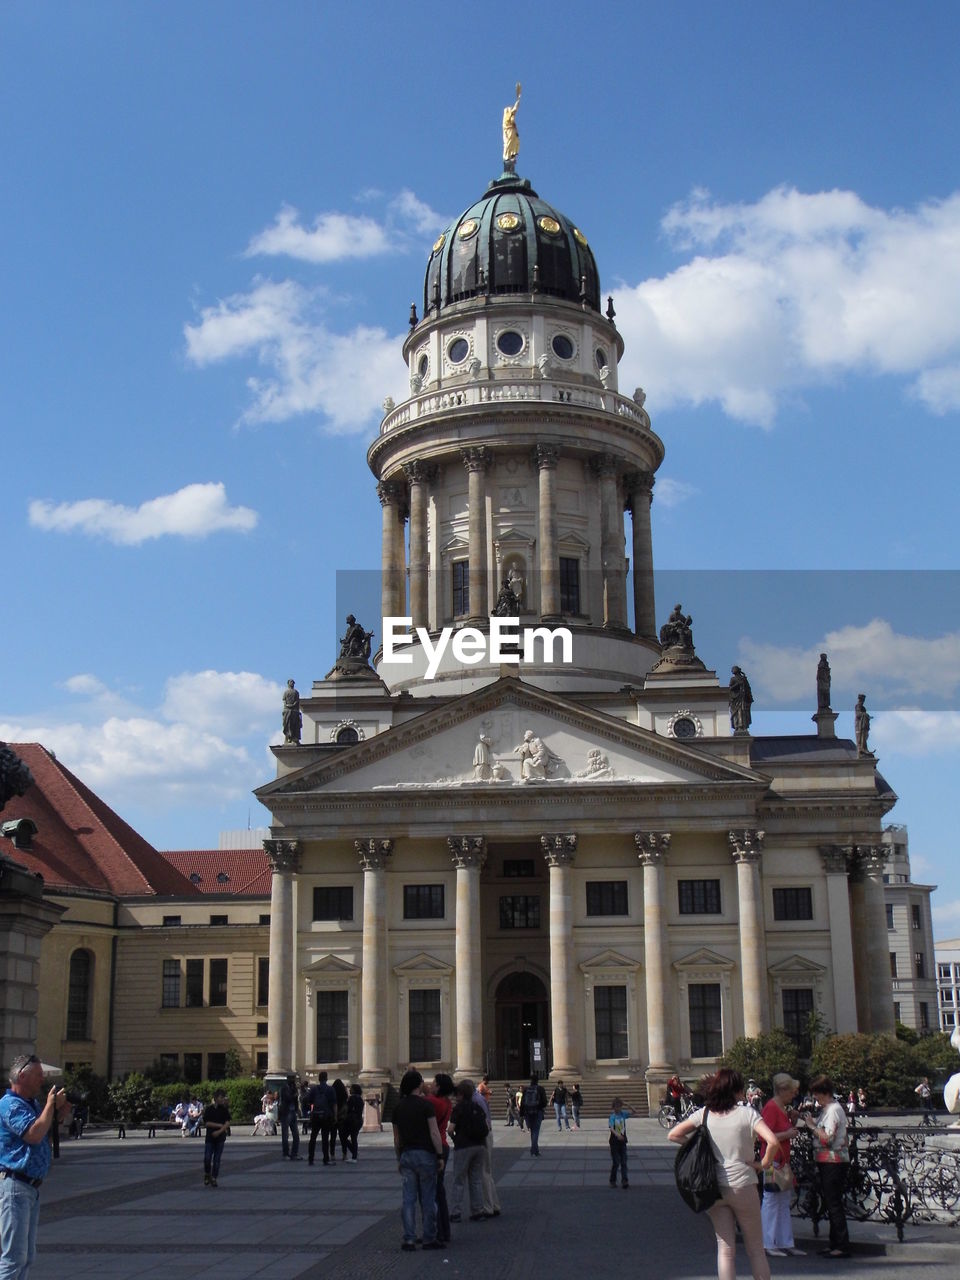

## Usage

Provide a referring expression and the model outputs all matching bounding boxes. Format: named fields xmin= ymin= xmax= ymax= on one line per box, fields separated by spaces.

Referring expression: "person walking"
xmin=551 ymin=1081 xmax=570 ymax=1130
xmin=472 ymin=1079 xmax=501 ymax=1217
xmin=608 ymin=1096 xmax=635 ymax=1188
xmin=801 ymin=1076 xmax=850 ymax=1258
xmin=571 ymin=1083 xmax=583 ymax=1129
xmin=760 ymin=1073 xmax=805 ymax=1257
xmin=915 ymin=1077 xmax=935 ymax=1125
xmin=332 ymin=1079 xmax=349 ymax=1160
xmin=521 ymin=1074 xmax=546 ymax=1155
xmin=0 ymin=1054 xmax=71 ymax=1279
xmin=202 ymin=1089 xmax=231 ymax=1186
xmin=447 ymin=1080 xmax=489 ymax=1223
xmin=515 ymin=1085 xmax=526 ymax=1132
xmin=669 ymin=1068 xmax=781 ymax=1280
xmin=504 ymin=1083 xmax=517 ymax=1127
xmin=306 ymin=1071 xmax=338 ymax=1166
xmin=341 ymin=1084 xmax=364 ymax=1162
xmin=278 ymin=1076 xmax=301 ymax=1160
xmin=391 ymin=1070 xmax=443 ymax=1252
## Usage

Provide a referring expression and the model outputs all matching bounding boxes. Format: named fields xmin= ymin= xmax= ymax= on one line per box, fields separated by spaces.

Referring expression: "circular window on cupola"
xmin=552 ymin=334 xmax=575 ymax=360
xmin=418 ymin=355 xmax=428 ymax=379
xmin=448 ymin=338 xmax=470 ymax=363
xmin=496 ymin=330 xmax=524 ymax=357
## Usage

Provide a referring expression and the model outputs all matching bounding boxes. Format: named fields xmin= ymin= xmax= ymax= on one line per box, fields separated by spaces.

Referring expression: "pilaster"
xmin=356 ymin=837 xmax=394 ymax=1080
xmin=541 ymin=833 xmax=577 ymax=1075
xmin=635 ymin=831 xmax=672 ymax=1071
xmin=448 ymin=835 xmax=487 ymax=1077
xmin=265 ymin=838 xmax=300 ymax=1074
xmin=729 ymin=829 xmax=768 ymax=1036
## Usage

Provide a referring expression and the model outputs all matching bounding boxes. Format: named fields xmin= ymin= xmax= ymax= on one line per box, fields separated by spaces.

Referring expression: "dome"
xmin=423 ymin=173 xmax=601 ymax=317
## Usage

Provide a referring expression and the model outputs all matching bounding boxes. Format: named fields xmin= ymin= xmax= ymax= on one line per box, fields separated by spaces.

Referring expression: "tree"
xmin=720 ymin=1029 xmax=801 ymax=1093
xmin=809 ymin=1033 xmax=924 ymax=1106
xmin=107 ymin=1073 xmax=154 ymax=1125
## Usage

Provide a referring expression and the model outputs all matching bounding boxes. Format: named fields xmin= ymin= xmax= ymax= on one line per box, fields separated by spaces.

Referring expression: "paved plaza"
xmin=30 ymin=1119 xmax=958 ymax=1279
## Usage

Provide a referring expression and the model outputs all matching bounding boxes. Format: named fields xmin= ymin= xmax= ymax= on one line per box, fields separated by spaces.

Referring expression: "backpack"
xmin=522 ymin=1084 xmax=542 ymax=1113
xmin=464 ymin=1101 xmax=489 ymax=1143
xmin=674 ymin=1110 xmax=720 ymax=1213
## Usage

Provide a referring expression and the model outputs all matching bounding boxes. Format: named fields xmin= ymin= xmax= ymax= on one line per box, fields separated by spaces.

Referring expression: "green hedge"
xmin=809 ymin=1032 xmax=957 ymax=1106
xmin=107 ymin=1076 xmax=265 ymax=1123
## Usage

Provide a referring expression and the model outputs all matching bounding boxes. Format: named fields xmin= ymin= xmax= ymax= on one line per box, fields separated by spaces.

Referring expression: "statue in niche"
xmin=855 ymin=693 xmax=871 ymax=755
xmin=817 ymin=653 xmax=832 ymax=711
xmin=339 ymin=615 xmax=373 ymax=663
xmin=659 ymin=603 xmax=694 ymax=651
xmin=281 ymin=679 xmax=302 ymax=744
xmin=473 ymin=733 xmax=509 ymax=782
xmin=729 ymin=666 xmax=754 ymax=733
xmin=502 ymin=82 xmax=522 ymax=170
xmin=492 ymin=576 xmax=521 ymax=618
xmin=507 ymin=564 xmax=525 ymax=606
xmin=575 ymin=747 xmax=615 ymax=779
xmin=513 ymin=728 xmax=562 ymax=782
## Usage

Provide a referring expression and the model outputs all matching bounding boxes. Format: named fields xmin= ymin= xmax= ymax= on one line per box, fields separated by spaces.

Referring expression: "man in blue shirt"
xmin=0 ymin=1053 xmax=71 ymax=1277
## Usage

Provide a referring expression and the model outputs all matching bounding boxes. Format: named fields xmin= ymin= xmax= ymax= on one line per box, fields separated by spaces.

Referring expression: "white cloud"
xmin=932 ymin=898 xmax=960 ymax=938
xmin=161 ymin=671 xmax=282 ymax=738
xmin=28 ymin=482 xmax=258 ymax=546
xmin=870 ymin=708 xmax=960 ymax=756
xmin=654 ymin=477 xmax=697 ymax=509
xmin=61 ymin=674 xmax=108 ymax=697
xmin=184 ymin=279 xmax=407 ymax=433
xmin=388 ymin=189 xmax=446 ymax=235
xmin=615 ymin=187 xmax=960 ymax=425
xmin=739 ymin=619 xmax=960 ymax=704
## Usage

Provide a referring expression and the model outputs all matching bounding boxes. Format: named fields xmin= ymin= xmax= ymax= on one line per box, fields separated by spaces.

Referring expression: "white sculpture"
xmin=382 ymin=395 xmax=396 ymax=413
xmin=410 ymin=372 xmax=423 ymax=394
xmin=632 ymin=387 xmax=646 ymax=407
xmin=599 ymin=364 xmax=611 ymax=388
xmin=945 ymin=1024 xmax=960 ymax=1126
xmin=467 ymin=355 xmax=482 ymax=378
xmin=536 ymin=353 xmax=553 ymax=379
xmin=472 ymin=733 xmax=509 ymax=782
xmin=513 ymin=729 xmax=562 ymax=782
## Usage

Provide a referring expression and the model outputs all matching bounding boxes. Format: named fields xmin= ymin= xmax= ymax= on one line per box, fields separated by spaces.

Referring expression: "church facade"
xmin=257 ymin=151 xmax=896 ymax=1107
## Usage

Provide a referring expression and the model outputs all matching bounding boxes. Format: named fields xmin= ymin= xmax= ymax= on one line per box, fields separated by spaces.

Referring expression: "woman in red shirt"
xmin=759 ymin=1073 xmax=804 ymax=1257
xmin=429 ymin=1074 xmax=456 ymax=1245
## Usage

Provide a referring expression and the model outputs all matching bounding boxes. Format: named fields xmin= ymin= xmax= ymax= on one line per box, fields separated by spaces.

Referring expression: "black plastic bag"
xmin=674 ymin=1110 xmax=720 ymax=1212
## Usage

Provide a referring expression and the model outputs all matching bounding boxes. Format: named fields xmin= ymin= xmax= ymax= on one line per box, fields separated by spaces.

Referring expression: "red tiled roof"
xmin=0 ymin=744 xmax=199 ymax=897
xmin=158 ymin=848 xmax=272 ymax=897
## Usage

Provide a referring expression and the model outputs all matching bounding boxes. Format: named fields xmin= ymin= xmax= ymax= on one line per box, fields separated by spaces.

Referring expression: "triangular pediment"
xmin=674 ymin=947 xmax=736 ymax=972
xmin=768 ymin=954 xmax=827 ymax=976
xmin=257 ymin=677 xmax=769 ymax=801
xmin=301 ymin=954 xmax=360 ymax=976
xmin=393 ymin=952 xmax=453 ymax=976
xmin=580 ymin=949 xmax=641 ymax=975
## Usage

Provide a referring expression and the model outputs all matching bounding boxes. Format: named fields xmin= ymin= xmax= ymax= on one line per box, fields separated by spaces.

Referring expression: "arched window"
xmin=66 ymin=949 xmax=93 ymax=1041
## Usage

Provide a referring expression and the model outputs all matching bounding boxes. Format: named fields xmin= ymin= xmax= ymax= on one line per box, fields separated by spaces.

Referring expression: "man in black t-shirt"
xmin=392 ymin=1070 xmax=443 ymax=1251
xmin=306 ymin=1071 xmax=338 ymax=1165
xmin=202 ymin=1090 xmax=231 ymax=1186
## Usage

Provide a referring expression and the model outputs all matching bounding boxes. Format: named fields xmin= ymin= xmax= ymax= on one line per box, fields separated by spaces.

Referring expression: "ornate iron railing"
xmin=791 ymin=1124 xmax=960 ymax=1240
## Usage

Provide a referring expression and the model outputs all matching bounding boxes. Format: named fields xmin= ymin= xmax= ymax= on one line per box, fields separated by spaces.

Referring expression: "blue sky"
xmin=2 ymin=3 xmax=959 ymax=931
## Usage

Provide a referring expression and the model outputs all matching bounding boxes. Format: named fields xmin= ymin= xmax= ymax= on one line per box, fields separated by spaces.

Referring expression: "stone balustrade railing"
xmin=379 ymin=380 xmax=650 ymax=435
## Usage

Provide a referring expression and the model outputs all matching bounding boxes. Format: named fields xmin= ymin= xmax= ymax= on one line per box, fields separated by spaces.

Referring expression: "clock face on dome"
xmin=573 ymin=227 xmax=588 ymax=246
xmin=458 ymin=219 xmax=479 ymax=240
xmin=497 ymin=212 xmax=521 ymax=231
xmin=432 ymin=233 xmax=446 ymax=253
xmin=538 ymin=216 xmax=561 ymax=235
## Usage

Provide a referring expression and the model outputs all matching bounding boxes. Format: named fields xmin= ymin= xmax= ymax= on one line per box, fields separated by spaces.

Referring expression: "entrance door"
xmin=495 ymin=972 xmax=549 ymax=1078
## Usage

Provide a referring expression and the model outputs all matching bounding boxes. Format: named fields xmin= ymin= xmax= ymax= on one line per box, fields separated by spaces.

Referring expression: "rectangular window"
xmin=259 ymin=913 xmax=270 ymax=926
xmin=689 ymin=983 xmax=723 ymax=1058
xmin=912 ymin=904 xmax=922 ymax=930
xmin=207 ymin=1052 xmax=227 ymax=1079
xmin=209 ymin=958 xmax=228 ymax=1007
xmin=944 ymin=1010 xmax=956 ymax=1027
xmin=772 ymin=887 xmax=813 ymax=921
xmin=162 ymin=959 xmax=181 ymax=1008
xmin=184 ymin=1052 xmax=202 ymax=1084
xmin=257 ymin=956 xmax=269 ymax=1007
xmin=915 ymin=952 xmax=925 ymax=979
xmin=210 ymin=914 xmax=228 ymax=926
xmin=313 ymin=886 xmax=354 ymax=921
xmin=499 ymin=895 xmax=541 ymax=929
xmin=919 ymin=1002 xmax=929 ymax=1030
xmin=256 ymin=1051 xmax=268 ymax=1072
xmin=886 ymin=903 xmax=895 ymax=929
xmin=316 ymin=990 xmax=349 ymax=1062
xmin=256 ymin=1022 xmax=268 ymax=1038
xmin=403 ymin=884 xmax=445 ymax=919
xmin=185 ymin=959 xmax=204 ymax=1008
xmin=408 ymin=989 xmax=441 ymax=1062
xmin=503 ymin=859 xmax=535 ymax=878
xmin=594 ymin=985 xmax=628 ymax=1059
xmin=452 ymin=561 xmax=469 ymax=617
xmin=890 ymin=952 xmax=898 ymax=978
xmin=559 ymin=557 xmax=581 ymax=615
xmin=586 ymin=881 xmax=628 ymax=916
xmin=893 ymin=1001 xmax=901 ymax=1023
xmin=678 ymin=880 xmax=721 ymax=915
xmin=782 ymin=988 xmax=814 ymax=1055
xmin=939 ymin=963 xmax=951 ymax=979
xmin=162 ymin=915 xmax=181 ymax=927
xmin=159 ymin=1053 xmax=178 ymax=1072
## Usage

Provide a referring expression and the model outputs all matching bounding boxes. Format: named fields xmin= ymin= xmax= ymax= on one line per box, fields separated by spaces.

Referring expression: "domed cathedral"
xmin=257 ymin=105 xmax=897 ymax=1109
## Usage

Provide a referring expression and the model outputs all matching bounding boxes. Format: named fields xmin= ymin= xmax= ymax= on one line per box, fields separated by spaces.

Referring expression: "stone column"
xmin=448 ymin=835 xmax=487 ymax=1078
xmin=265 ymin=838 xmax=300 ymax=1073
xmin=404 ymin=460 xmax=436 ymax=631
xmin=626 ymin=470 xmax=656 ymax=639
xmin=846 ymin=850 xmax=871 ymax=1030
xmin=378 ymin=481 xmax=407 ymax=622
xmin=819 ymin=846 xmax=859 ymax=1033
xmin=635 ymin=832 xmax=672 ymax=1070
xmin=541 ymin=833 xmax=578 ymax=1076
xmin=729 ymin=830 xmax=768 ymax=1037
xmin=591 ymin=453 xmax=628 ymax=630
xmin=356 ymin=838 xmax=393 ymax=1080
xmin=535 ymin=444 xmax=561 ymax=621
xmin=860 ymin=845 xmax=896 ymax=1033
xmin=461 ymin=447 xmax=491 ymax=623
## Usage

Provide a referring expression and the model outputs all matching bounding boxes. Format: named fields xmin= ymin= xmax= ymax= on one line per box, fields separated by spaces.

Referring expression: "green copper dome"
xmin=423 ymin=173 xmax=601 ymax=316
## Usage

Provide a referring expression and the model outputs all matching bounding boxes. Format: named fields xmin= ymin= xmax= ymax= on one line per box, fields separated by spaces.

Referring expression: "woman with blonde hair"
xmin=760 ymin=1074 xmax=805 ymax=1256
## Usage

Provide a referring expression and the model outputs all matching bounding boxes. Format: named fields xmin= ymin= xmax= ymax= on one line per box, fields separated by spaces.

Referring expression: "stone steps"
xmin=486 ymin=1080 xmax=650 ymax=1119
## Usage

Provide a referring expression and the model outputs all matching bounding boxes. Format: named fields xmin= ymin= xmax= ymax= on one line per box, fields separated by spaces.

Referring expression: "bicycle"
xmin=658 ymin=1096 xmax=697 ymax=1128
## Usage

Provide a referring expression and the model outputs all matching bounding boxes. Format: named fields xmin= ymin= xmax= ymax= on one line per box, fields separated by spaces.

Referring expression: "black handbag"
xmin=674 ymin=1109 xmax=720 ymax=1213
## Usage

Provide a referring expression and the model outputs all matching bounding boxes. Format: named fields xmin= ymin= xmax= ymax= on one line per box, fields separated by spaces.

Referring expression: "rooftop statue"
xmin=0 ymin=742 xmax=33 ymax=813
xmin=340 ymin=614 xmax=373 ymax=663
xmin=729 ymin=665 xmax=754 ymax=734
xmin=659 ymin=603 xmax=694 ymax=651
xmin=817 ymin=652 xmax=832 ymax=711
xmin=855 ymin=692 xmax=871 ymax=755
xmin=281 ymin=679 xmax=302 ymax=745
xmin=502 ymin=82 xmax=522 ymax=171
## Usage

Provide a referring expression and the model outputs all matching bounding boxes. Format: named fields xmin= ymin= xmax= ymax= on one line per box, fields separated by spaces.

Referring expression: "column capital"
xmin=447 ymin=835 xmax=487 ymax=869
xmin=460 ymin=446 xmax=492 ymax=474
xmin=355 ymin=838 xmax=394 ymax=872
xmin=819 ymin=844 xmax=851 ymax=875
xmin=856 ymin=844 xmax=886 ymax=879
xmin=589 ymin=451 xmax=619 ymax=479
xmin=623 ymin=469 xmax=655 ymax=509
xmin=634 ymin=831 xmax=672 ymax=865
xmin=263 ymin=839 xmax=300 ymax=874
xmin=403 ymin=459 xmax=439 ymax=485
xmin=534 ymin=443 xmax=560 ymax=470
xmin=377 ymin=479 xmax=405 ymax=507
xmin=541 ymin=833 xmax=577 ymax=866
xmin=728 ymin=829 xmax=765 ymax=863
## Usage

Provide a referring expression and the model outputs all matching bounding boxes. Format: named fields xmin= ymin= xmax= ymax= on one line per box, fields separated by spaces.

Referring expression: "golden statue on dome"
xmin=502 ymin=82 xmax=522 ymax=171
